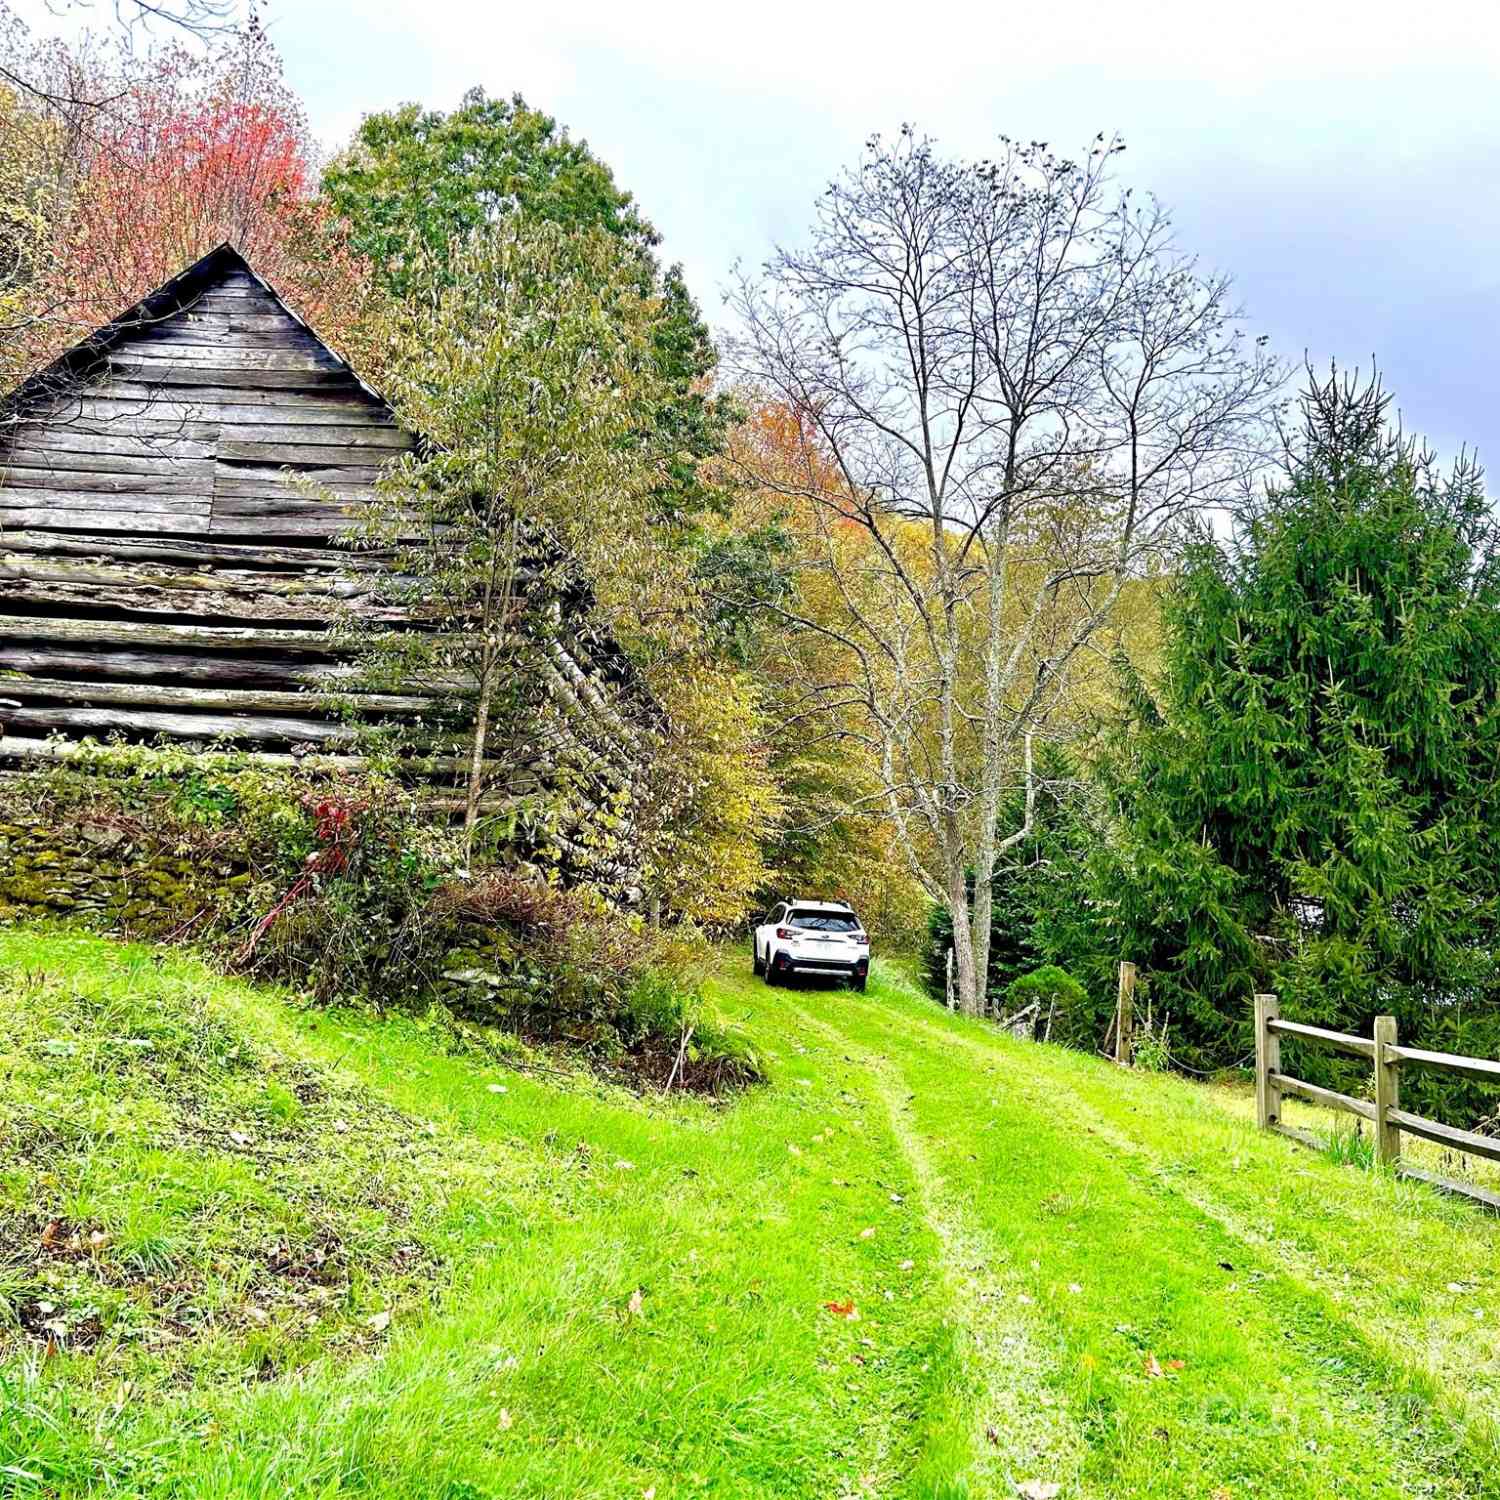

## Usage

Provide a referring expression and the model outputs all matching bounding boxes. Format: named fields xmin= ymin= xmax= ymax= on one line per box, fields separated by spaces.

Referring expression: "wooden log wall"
xmin=0 ymin=249 xmax=427 ymax=754
xmin=0 ymin=246 xmax=646 ymax=901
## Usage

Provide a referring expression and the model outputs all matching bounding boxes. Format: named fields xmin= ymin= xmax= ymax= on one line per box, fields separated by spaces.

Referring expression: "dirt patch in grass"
xmin=0 ymin=962 xmax=467 ymax=1376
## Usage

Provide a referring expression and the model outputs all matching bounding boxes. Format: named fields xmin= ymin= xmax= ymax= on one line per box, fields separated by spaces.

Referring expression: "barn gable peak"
xmin=3 ymin=243 xmax=394 ymax=423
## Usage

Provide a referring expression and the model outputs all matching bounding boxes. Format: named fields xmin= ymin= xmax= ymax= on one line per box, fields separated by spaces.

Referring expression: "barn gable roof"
xmin=2 ymin=242 xmax=398 ymax=424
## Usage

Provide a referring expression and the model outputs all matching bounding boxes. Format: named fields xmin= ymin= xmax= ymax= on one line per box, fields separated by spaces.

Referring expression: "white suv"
xmin=753 ymin=899 xmax=871 ymax=991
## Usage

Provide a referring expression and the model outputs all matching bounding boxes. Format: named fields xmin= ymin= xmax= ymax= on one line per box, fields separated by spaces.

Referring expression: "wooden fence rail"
xmin=1253 ymin=993 xmax=1500 ymax=1212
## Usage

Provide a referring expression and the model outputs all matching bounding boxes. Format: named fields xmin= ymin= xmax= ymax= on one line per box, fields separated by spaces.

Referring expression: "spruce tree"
xmin=1085 ymin=368 xmax=1500 ymax=1106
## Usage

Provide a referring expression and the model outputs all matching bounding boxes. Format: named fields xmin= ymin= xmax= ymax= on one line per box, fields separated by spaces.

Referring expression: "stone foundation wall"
xmin=0 ymin=819 xmax=250 ymax=937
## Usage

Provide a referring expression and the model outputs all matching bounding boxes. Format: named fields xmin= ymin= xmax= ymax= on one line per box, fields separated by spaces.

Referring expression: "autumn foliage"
xmin=2 ymin=18 xmax=381 ymax=383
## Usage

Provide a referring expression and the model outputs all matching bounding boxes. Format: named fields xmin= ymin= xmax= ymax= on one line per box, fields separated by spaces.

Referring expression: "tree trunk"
xmin=947 ymin=864 xmax=982 ymax=1015
xmin=970 ymin=514 xmax=1013 ymax=994
xmin=464 ymin=655 xmax=495 ymax=866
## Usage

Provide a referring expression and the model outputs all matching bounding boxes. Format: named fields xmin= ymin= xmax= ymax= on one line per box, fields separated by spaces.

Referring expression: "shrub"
xmin=1002 ymin=965 xmax=1089 ymax=1041
xmin=427 ymin=870 xmax=760 ymax=1089
xmin=0 ymin=747 xmax=759 ymax=1092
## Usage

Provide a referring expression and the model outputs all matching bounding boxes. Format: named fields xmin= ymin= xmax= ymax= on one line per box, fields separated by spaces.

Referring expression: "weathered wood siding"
xmin=0 ymin=250 xmax=419 ymax=754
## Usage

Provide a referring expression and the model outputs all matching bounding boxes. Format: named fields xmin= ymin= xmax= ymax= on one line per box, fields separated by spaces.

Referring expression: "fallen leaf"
xmin=1078 ymin=1353 xmax=1098 ymax=1372
xmin=824 ymin=1298 xmax=859 ymax=1320
xmin=985 ymin=1423 xmax=1000 ymax=1446
xmin=365 ymin=1310 xmax=391 ymax=1334
xmin=614 ymin=1160 xmax=635 ymax=1171
xmin=627 ymin=1289 xmax=644 ymax=1317
xmin=487 ymin=1083 xmax=508 ymax=1094
xmin=1211 ymin=1489 xmax=1233 ymax=1500
xmin=787 ymin=1143 xmax=803 ymax=1156
xmin=1142 ymin=1353 xmax=1164 ymax=1378
xmin=643 ymin=1490 xmax=656 ymax=1499
xmin=859 ymin=1227 xmax=876 ymax=1240
xmin=899 ymin=1259 xmax=915 ymax=1271
xmin=332 ymin=1118 xmax=350 ymax=1133
xmin=228 ymin=1130 xmax=252 ymax=1146
xmin=1017 ymin=1482 xmax=1061 ymax=1500
xmin=1066 ymin=1282 xmax=1083 ymax=1295
xmin=497 ymin=1408 xmax=513 ymax=1431
xmin=1166 ymin=1358 xmax=1185 ymax=1371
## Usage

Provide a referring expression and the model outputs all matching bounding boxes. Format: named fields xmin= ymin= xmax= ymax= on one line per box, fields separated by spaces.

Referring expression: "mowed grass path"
xmin=3 ymin=931 xmax=1500 ymax=1497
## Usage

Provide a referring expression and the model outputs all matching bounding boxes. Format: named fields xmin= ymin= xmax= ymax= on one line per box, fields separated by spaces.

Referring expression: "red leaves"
xmin=15 ymin=25 xmax=378 ymax=381
xmin=823 ymin=1298 xmax=859 ymax=1320
xmin=239 ymin=791 xmax=367 ymax=962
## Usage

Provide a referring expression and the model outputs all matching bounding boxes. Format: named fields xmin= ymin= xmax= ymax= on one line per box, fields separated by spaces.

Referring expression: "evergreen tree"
xmin=1075 ymin=368 xmax=1500 ymax=1107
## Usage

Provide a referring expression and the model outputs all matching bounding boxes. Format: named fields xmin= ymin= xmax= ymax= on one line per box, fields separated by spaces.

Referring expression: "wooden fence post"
xmin=1115 ymin=962 xmax=1136 ymax=1066
xmin=1254 ymin=993 xmax=1280 ymax=1130
xmin=1373 ymin=1014 xmax=1401 ymax=1166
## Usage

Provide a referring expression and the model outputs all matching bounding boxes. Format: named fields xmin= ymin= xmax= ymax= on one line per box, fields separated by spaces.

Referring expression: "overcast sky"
xmin=24 ymin=0 xmax=1500 ymax=463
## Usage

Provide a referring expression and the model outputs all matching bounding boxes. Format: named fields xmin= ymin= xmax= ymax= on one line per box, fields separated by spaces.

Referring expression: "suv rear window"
xmin=789 ymin=910 xmax=859 ymax=932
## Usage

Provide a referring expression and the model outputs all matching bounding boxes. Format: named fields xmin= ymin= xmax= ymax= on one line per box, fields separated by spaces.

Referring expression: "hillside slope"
xmin=3 ymin=930 xmax=1500 ymax=1498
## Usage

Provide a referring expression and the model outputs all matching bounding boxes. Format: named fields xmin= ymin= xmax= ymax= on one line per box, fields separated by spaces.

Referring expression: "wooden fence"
xmin=1253 ymin=992 xmax=1500 ymax=1211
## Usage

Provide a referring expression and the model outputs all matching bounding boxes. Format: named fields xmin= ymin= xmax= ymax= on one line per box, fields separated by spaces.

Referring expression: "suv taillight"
xmin=776 ymin=926 xmax=794 ymax=939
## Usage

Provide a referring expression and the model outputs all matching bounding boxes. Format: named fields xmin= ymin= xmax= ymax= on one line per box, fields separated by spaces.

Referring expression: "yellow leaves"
xmin=641 ymin=664 xmax=779 ymax=926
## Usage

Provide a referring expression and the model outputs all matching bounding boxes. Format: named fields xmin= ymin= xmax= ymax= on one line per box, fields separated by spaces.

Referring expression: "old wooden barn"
xmin=0 ymin=243 xmax=632 ymax=805
xmin=0 ymin=243 xmax=431 ymax=756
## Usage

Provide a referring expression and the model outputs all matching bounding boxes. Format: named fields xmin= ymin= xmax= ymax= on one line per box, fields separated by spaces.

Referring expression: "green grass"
xmin=3 ymin=930 xmax=1500 ymax=1496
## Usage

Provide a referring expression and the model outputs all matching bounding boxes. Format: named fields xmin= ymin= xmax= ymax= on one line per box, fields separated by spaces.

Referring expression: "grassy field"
xmin=4 ymin=929 xmax=1500 ymax=1497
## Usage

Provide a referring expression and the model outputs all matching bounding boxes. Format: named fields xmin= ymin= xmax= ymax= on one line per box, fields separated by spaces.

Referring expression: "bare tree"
xmin=0 ymin=0 xmax=236 ymax=112
xmin=728 ymin=128 xmax=1282 ymax=1016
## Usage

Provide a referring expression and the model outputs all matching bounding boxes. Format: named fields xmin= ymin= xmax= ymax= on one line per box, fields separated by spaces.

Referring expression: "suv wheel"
xmin=752 ymin=944 xmax=764 ymax=977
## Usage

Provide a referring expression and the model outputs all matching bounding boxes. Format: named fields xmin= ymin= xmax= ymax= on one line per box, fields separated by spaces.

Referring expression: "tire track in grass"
xmin=853 ymin=987 xmax=1500 ymax=1494
xmin=717 ymin=972 xmax=987 ymax=1498
xmin=788 ymin=999 xmax=1090 ymax=1500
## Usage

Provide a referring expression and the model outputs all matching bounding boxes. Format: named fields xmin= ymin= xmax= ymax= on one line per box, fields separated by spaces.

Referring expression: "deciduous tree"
xmin=1 ymin=15 xmax=379 ymax=387
xmin=322 ymin=88 xmax=730 ymax=523
xmin=353 ymin=220 xmax=671 ymax=862
xmin=728 ymin=129 xmax=1280 ymax=1014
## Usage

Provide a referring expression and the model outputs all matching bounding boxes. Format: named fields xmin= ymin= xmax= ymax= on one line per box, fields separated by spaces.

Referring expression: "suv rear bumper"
xmin=773 ymin=951 xmax=869 ymax=977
